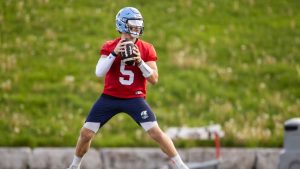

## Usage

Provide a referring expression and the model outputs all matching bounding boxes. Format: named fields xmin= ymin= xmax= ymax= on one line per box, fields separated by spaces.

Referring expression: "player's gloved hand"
xmin=133 ymin=45 xmax=142 ymax=65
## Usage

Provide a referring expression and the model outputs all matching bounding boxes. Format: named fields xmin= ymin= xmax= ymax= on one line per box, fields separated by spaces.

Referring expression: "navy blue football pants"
xmin=84 ymin=94 xmax=157 ymax=132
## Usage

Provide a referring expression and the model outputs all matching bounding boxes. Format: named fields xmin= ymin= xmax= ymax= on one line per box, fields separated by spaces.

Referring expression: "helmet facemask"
xmin=126 ymin=19 xmax=144 ymax=38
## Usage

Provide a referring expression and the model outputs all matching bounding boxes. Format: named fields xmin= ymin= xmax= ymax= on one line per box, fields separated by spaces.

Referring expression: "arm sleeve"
xmin=95 ymin=54 xmax=115 ymax=77
xmin=95 ymin=42 xmax=115 ymax=77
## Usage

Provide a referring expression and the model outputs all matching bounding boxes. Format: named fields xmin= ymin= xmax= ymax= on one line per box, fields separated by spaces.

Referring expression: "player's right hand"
xmin=113 ymin=39 xmax=133 ymax=55
xmin=113 ymin=40 xmax=125 ymax=55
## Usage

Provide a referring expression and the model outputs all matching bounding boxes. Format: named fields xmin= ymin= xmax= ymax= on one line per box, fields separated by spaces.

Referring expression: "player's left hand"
xmin=133 ymin=45 xmax=142 ymax=65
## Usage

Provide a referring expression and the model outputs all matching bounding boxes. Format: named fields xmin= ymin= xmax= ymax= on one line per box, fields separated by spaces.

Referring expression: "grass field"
xmin=1 ymin=0 xmax=300 ymax=147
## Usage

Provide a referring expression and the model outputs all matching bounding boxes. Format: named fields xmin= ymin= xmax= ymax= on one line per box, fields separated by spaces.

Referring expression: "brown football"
xmin=120 ymin=39 xmax=135 ymax=66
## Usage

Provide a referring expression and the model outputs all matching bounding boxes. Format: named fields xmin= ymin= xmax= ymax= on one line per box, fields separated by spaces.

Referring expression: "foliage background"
xmin=1 ymin=0 xmax=300 ymax=147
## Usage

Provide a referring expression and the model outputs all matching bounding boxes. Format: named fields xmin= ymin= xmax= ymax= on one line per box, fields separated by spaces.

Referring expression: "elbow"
xmin=151 ymin=79 xmax=158 ymax=85
xmin=149 ymin=73 xmax=158 ymax=85
xmin=95 ymin=70 xmax=105 ymax=77
xmin=148 ymin=77 xmax=158 ymax=85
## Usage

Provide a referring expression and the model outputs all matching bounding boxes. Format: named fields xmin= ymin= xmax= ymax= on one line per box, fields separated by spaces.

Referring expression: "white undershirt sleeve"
xmin=95 ymin=53 xmax=116 ymax=77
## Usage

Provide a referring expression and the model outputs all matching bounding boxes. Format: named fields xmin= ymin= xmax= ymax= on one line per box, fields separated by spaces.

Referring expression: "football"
xmin=120 ymin=39 xmax=136 ymax=66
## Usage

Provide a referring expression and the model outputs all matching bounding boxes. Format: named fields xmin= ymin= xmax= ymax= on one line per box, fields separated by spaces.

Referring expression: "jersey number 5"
xmin=119 ymin=62 xmax=134 ymax=85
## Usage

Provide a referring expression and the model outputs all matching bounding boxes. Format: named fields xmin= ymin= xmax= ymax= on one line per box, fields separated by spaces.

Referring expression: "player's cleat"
xmin=177 ymin=164 xmax=189 ymax=169
xmin=159 ymin=162 xmax=189 ymax=169
xmin=168 ymin=160 xmax=189 ymax=169
xmin=158 ymin=164 xmax=171 ymax=169
xmin=67 ymin=165 xmax=79 ymax=169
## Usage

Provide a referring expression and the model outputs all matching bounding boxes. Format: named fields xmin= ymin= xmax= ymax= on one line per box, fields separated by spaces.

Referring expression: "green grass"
xmin=1 ymin=0 xmax=300 ymax=147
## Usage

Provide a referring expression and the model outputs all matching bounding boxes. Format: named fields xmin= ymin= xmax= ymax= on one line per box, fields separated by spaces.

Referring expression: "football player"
xmin=68 ymin=7 xmax=189 ymax=169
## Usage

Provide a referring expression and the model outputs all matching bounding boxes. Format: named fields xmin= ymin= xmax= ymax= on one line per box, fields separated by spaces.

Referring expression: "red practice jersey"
xmin=100 ymin=38 xmax=157 ymax=98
